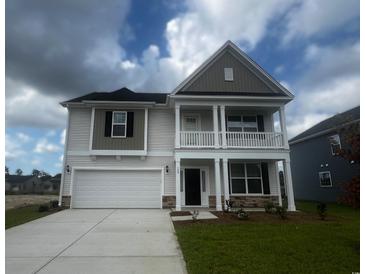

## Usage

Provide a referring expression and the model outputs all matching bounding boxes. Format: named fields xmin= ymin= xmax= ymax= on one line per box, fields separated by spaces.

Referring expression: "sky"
xmin=5 ymin=0 xmax=360 ymax=175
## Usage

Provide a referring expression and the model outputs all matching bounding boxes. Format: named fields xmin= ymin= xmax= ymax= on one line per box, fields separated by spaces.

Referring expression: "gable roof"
xmin=172 ymin=40 xmax=294 ymax=98
xmin=62 ymin=87 xmax=168 ymax=106
xmin=289 ymin=106 xmax=360 ymax=144
xmin=5 ymin=175 xmax=36 ymax=184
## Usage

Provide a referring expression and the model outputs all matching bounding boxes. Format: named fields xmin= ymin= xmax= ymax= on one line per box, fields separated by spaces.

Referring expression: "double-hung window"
xmin=230 ymin=162 xmax=263 ymax=194
xmin=227 ymin=115 xmax=258 ymax=132
xmin=111 ymin=111 xmax=127 ymax=137
xmin=319 ymin=171 xmax=332 ymax=187
xmin=329 ymin=134 xmax=341 ymax=155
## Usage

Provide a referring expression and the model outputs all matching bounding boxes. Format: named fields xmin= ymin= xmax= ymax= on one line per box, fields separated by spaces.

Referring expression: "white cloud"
xmin=5 ymin=134 xmax=25 ymax=161
xmin=60 ymin=129 xmax=66 ymax=145
xmin=6 ymin=78 xmax=67 ymax=128
xmin=34 ymin=138 xmax=62 ymax=154
xmin=274 ymin=65 xmax=285 ymax=75
xmin=282 ymin=0 xmax=359 ymax=44
xmin=16 ymin=132 xmax=31 ymax=143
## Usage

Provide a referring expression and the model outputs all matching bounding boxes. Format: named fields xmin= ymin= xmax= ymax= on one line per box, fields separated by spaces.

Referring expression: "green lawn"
xmin=174 ymin=201 xmax=359 ymax=274
xmin=5 ymin=205 xmax=59 ymax=229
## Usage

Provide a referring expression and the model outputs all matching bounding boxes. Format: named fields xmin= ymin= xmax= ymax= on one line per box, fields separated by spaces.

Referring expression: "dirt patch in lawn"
xmin=6 ymin=195 xmax=59 ymax=210
xmin=170 ymin=211 xmax=192 ymax=216
xmin=173 ymin=211 xmax=340 ymax=227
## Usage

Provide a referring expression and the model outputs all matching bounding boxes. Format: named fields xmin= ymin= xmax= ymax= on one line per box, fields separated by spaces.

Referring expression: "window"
xmin=329 ymin=134 xmax=341 ymax=155
xmin=224 ymin=67 xmax=234 ymax=81
xmin=182 ymin=114 xmax=200 ymax=131
xmin=319 ymin=171 xmax=332 ymax=187
xmin=227 ymin=115 xmax=258 ymax=132
xmin=111 ymin=111 xmax=127 ymax=137
xmin=230 ymin=162 xmax=263 ymax=194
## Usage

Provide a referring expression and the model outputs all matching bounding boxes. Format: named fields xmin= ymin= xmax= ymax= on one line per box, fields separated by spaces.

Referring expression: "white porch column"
xmin=275 ymin=161 xmax=283 ymax=206
xmin=175 ymin=159 xmax=181 ymax=211
xmin=213 ymin=105 xmax=219 ymax=148
xmin=220 ymin=105 xmax=227 ymax=149
xmin=283 ymin=159 xmax=296 ymax=211
xmin=214 ymin=158 xmax=223 ymax=211
xmin=175 ymin=105 xmax=180 ymax=148
xmin=222 ymin=158 xmax=230 ymax=209
xmin=279 ymin=106 xmax=289 ymax=149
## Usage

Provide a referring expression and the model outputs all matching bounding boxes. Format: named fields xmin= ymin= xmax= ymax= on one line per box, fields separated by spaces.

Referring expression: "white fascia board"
xmin=89 ymin=150 xmax=147 ymax=156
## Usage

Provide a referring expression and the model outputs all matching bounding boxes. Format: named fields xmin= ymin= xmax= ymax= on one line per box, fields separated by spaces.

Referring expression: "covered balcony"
xmin=175 ymin=104 xmax=289 ymax=150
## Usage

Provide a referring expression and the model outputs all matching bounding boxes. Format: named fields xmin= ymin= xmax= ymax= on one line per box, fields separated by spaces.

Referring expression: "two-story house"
xmin=59 ymin=41 xmax=296 ymax=211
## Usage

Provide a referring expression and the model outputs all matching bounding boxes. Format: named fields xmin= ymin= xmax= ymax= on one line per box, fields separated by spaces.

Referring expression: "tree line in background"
xmin=5 ymin=167 xmax=52 ymax=178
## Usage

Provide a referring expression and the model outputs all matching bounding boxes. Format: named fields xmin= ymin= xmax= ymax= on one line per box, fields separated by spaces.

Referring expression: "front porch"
xmin=170 ymin=155 xmax=296 ymax=212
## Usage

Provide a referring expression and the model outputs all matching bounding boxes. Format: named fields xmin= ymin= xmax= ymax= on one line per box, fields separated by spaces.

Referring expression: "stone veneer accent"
xmin=209 ymin=195 xmax=279 ymax=208
xmin=162 ymin=195 xmax=176 ymax=208
xmin=62 ymin=196 xmax=71 ymax=208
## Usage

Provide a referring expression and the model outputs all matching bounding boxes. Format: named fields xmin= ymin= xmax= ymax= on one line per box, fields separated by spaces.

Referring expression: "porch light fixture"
xmin=66 ymin=165 xmax=71 ymax=174
xmin=165 ymin=165 xmax=169 ymax=174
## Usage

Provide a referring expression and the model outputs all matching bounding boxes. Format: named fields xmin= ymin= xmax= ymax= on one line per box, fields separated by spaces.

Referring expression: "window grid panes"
xmin=329 ymin=134 xmax=341 ymax=155
xmin=319 ymin=171 xmax=332 ymax=187
xmin=230 ymin=162 xmax=263 ymax=194
xmin=227 ymin=115 xmax=258 ymax=132
xmin=112 ymin=111 xmax=127 ymax=137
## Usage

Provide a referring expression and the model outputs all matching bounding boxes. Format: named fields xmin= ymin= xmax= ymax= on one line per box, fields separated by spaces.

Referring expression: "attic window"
xmin=224 ymin=67 xmax=234 ymax=81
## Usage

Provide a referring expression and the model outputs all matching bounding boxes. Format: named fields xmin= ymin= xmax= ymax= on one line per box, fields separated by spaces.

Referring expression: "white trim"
xmin=171 ymin=95 xmax=290 ymax=102
xmin=319 ymin=171 xmax=333 ymax=187
xmin=224 ymin=67 xmax=234 ymax=81
xmin=89 ymin=107 xmax=95 ymax=151
xmin=59 ymin=109 xmax=71 ymax=206
xmin=70 ymin=166 xmax=164 ymax=209
xmin=111 ymin=111 xmax=127 ymax=138
xmin=279 ymin=106 xmax=289 ymax=149
xmin=175 ymin=105 xmax=180 ymax=148
xmin=144 ymin=108 xmax=148 ymax=154
xmin=171 ymin=40 xmax=294 ymax=98
xmin=66 ymin=150 xmax=174 ymax=157
xmin=175 ymin=150 xmax=290 ymax=160
xmin=213 ymin=105 xmax=219 ymax=148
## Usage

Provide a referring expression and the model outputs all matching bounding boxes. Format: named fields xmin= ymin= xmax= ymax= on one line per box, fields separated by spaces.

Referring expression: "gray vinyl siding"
xmin=183 ymin=50 xmax=280 ymax=93
xmin=67 ymin=108 xmax=91 ymax=151
xmin=148 ymin=109 xmax=175 ymax=152
xmin=290 ymin=132 xmax=359 ymax=202
xmin=92 ymin=109 xmax=145 ymax=150
xmin=62 ymin=155 xmax=176 ymax=196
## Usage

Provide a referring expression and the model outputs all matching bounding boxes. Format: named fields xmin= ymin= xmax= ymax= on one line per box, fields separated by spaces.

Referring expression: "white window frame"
xmin=224 ymin=67 xmax=234 ymax=81
xmin=329 ymin=134 xmax=341 ymax=155
xmin=111 ymin=111 xmax=127 ymax=138
xmin=229 ymin=162 xmax=264 ymax=195
xmin=319 ymin=171 xmax=333 ymax=187
xmin=227 ymin=115 xmax=258 ymax=132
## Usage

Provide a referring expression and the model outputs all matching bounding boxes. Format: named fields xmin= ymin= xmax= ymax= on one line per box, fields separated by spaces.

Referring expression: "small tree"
xmin=15 ymin=168 xmax=23 ymax=176
xmin=5 ymin=166 xmax=9 ymax=175
xmin=32 ymin=169 xmax=41 ymax=177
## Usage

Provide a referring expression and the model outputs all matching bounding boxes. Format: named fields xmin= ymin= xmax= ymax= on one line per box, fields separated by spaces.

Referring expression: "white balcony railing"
xmin=180 ymin=131 xmax=215 ymax=148
xmin=225 ymin=132 xmax=283 ymax=148
xmin=179 ymin=131 xmax=284 ymax=149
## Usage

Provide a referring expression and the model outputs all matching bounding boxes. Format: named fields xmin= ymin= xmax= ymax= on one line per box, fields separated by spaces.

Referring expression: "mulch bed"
xmin=170 ymin=211 xmax=192 ymax=216
xmin=173 ymin=211 xmax=339 ymax=227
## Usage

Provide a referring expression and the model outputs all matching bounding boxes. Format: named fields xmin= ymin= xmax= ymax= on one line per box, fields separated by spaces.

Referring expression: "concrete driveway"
xmin=6 ymin=209 xmax=187 ymax=274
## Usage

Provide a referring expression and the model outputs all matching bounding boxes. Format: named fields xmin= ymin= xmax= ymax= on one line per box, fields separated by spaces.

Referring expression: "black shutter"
xmin=126 ymin=112 xmax=134 ymax=137
xmin=104 ymin=111 xmax=112 ymax=137
xmin=257 ymin=115 xmax=264 ymax=132
xmin=261 ymin=162 xmax=270 ymax=194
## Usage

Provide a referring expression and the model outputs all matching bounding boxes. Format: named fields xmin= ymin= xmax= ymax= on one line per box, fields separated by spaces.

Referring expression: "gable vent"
xmin=224 ymin=67 xmax=233 ymax=81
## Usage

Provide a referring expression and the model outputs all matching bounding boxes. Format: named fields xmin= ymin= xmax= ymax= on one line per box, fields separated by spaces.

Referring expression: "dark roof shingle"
xmin=63 ymin=87 xmax=168 ymax=105
xmin=289 ymin=106 xmax=360 ymax=144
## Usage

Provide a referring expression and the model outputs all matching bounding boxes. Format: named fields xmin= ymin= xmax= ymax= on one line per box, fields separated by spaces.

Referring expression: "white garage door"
xmin=72 ymin=169 xmax=162 ymax=208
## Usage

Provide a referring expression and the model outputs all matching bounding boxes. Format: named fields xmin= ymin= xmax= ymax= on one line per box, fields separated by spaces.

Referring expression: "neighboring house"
xmin=5 ymin=175 xmax=41 ymax=193
xmin=39 ymin=174 xmax=61 ymax=194
xmin=289 ymin=106 xmax=360 ymax=202
xmin=59 ymin=40 xmax=296 ymax=211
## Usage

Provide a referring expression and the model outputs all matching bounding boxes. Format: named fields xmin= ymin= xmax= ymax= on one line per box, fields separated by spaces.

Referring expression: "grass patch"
xmin=174 ymin=201 xmax=359 ymax=274
xmin=6 ymin=205 xmax=61 ymax=229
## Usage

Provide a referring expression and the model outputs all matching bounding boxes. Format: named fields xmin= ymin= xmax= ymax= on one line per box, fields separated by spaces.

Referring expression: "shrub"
xmin=38 ymin=204 xmax=49 ymax=212
xmin=338 ymin=176 xmax=360 ymax=208
xmin=237 ymin=208 xmax=249 ymax=220
xmin=317 ymin=203 xmax=327 ymax=220
xmin=264 ymin=202 xmax=275 ymax=214
xmin=50 ymin=200 xmax=59 ymax=209
xmin=225 ymin=199 xmax=234 ymax=212
xmin=275 ymin=205 xmax=287 ymax=219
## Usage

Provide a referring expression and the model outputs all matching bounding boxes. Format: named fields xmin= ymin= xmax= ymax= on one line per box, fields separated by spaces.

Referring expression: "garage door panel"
xmin=72 ymin=169 xmax=162 ymax=208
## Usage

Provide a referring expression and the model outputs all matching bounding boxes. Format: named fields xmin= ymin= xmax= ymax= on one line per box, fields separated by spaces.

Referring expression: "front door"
xmin=184 ymin=169 xmax=201 ymax=206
